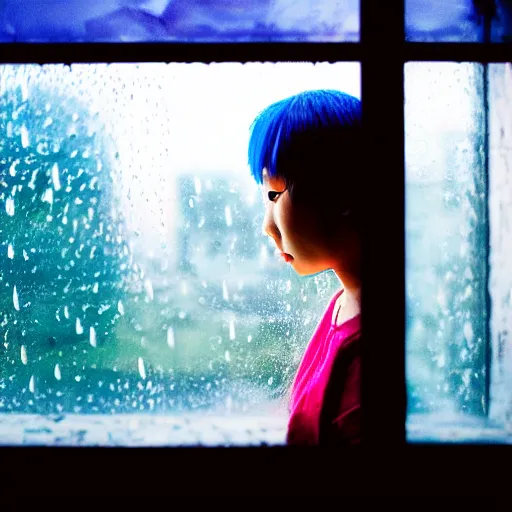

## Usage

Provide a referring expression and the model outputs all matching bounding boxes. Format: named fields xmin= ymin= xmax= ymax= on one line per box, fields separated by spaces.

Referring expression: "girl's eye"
xmin=268 ymin=190 xmax=285 ymax=202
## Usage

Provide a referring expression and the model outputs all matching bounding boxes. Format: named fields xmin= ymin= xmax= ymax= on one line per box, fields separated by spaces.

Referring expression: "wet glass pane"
xmin=406 ymin=0 xmax=484 ymax=41
xmin=491 ymin=1 xmax=512 ymax=42
xmin=0 ymin=0 xmax=359 ymax=42
xmin=405 ymin=63 xmax=489 ymax=440
xmin=0 ymin=61 xmax=360 ymax=446
xmin=489 ymin=64 xmax=512 ymax=427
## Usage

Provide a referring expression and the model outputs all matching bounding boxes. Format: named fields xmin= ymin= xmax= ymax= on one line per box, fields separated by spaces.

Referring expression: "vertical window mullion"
xmin=361 ymin=0 xmax=406 ymax=447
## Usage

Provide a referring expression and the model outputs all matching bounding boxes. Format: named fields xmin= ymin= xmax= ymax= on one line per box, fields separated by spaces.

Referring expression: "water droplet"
xmin=75 ymin=375 xmax=81 ymax=382
xmin=463 ymin=321 xmax=474 ymax=346
xmin=13 ymin=286 xmax=20 ymax=311
xmin=43 ymin=117 xmax=53 ymax=128
xmin=89 ymin=326 xmax=97 ymax=348
xmin=63 ymin=306 xmax=69 ymax=319
xmin=229 ymin=319 xmax=236 ymax=340
xmin=9 ymin=160 xmax=18 ymax=177
xmin=22 ymin=250 xmax=29 ymax=261
xmin=189 ymin=198 xmax=194 ymax=208
xmin=118 ymin=301 xmax=125 ymax=315
xmin=222 ymin=280 xmax=229 ymax=301
xmin=51 ymin=163 xmax=61 ymax=191
xmin=54 ymin=364 xmax=62 ymax=381
xmin=20 ymin=125 xmax=29 ymax=148
xmin=268 ymin=377 xmax=273 ymax=386
xmin=247 ymin=335 xmax=252 ymax=343
xmin=225 ymin=350 xmax=231 ymax=362
xmin=225 ymin=206 xmax=232 ymax=227
xmin=138 ymin=357 xmax=146 ymax=380
xmin=194 ymin=177 xmax=202 ymax=195
xmin=92 ymin=282 xmax=99 ymax=294
xmin=7 ymin=244 xmax=14 ymax=259
xmin=42 ymin=188 xmax=53 ymax=206
xmin=29 ymin=375 xmax=35 ymax=393
xmin=76 ymin=318 xmax=84 ymax=335
xmin=98 ymin=304 xmax=110 ymax=315
xmin=21 ymin=345 xmax=28 ymax=365
xmin=286 ymin=304 xmax=291 ymax=312
xmin=144 ymin=279 xmax=154 ymax=301
xmin=198 ymin=217 xmax=205 ymax=228
xmin=6 ymin=197 xmax=15 ymax=216
xmin=167 ymin=327 xmax=175 ymax=349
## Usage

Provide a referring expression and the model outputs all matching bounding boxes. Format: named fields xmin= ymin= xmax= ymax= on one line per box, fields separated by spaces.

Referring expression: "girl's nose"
xmin=262 ymin=209 xmax=280 ymax=240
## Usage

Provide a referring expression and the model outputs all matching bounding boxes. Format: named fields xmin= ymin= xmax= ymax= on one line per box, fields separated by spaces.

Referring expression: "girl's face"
xmin=260 ymin=169 xmax=338 ymax=276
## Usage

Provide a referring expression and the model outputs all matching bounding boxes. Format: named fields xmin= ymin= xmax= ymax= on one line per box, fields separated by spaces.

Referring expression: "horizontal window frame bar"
xmin=0 ymin=42 xmax=362 ymax=64
xmin=404 ymin=42 xmax=512 ymax=62
xmin=1 ymin=42 xmax=512 ymax=65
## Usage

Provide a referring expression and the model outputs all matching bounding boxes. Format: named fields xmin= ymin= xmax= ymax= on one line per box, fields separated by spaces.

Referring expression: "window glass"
xmin=405 ymin=62 xmax=489 ymax=439
xmin=0 ymin=61 xmax=360 ymax=445
xmin=488 ymin=63 xmax=512 ymax=426
xmin=406 ymin=0 xmax=483 ymax=41
xmin=0 ymin=0 xmax=359 ymax=42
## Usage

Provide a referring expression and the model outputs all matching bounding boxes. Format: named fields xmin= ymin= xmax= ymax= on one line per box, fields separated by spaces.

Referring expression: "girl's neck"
xmin=333 ymin=271 xmax=361 ymax=326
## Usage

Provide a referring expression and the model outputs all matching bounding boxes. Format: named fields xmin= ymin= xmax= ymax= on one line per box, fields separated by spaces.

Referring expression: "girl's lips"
xmin=281 ymin=252 xmax=293 ymax=263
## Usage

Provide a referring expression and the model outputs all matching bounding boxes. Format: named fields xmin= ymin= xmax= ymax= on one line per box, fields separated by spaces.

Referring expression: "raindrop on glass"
xmin=6 ymin=197 xmax=15 ymax=217
xmin=167 ymin=327 xmax=175 ymax=349
xmin=89 ymin=326 xmax=97 ymax=348
xmin=13 ymin=285 xmax=20 ymax=311
xmin=138 ymin=357 xmax=146 ymax=380
xmin=20 ymin=345 xmax=28 ymax=365
xmin=51 ymin=163 xmax=61 ymax=191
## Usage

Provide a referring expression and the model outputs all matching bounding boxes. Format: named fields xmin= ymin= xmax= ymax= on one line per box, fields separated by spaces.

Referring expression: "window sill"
xmin=0 ymin=413 xmax=287 ymax=447
xmin=407 ymin=412 xmax=512 ymax=444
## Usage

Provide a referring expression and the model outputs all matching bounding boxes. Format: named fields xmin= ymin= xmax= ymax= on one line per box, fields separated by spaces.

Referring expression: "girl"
xmin=248 ymin=89 xmax=362 ymax=445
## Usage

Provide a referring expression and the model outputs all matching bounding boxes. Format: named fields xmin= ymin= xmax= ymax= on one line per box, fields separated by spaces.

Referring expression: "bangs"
xmin=247 ymin=89 xmax=362 ymax=185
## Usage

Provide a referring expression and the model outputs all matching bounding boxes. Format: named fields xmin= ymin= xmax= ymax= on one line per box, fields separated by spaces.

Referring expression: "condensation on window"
xmin=405 ymin=63 xmax=487 ymax=421
xmin=0 ymin=62 xmax=360 ymax=445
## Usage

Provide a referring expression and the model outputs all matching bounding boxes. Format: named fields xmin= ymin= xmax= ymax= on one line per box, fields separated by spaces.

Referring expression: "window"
xmin=405 ymin=62 xmax=489 ymax=435
xmin=0 ymin=0 xmax=510 ymax=461
xmin=0 ymin=62 xmax=360 ymax=445
xmin=405 ymin=62 xmax=512 ymax=442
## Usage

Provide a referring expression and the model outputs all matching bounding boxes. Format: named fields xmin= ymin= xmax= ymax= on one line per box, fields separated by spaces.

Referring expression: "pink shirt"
xmin=287 ymin=290 xmax=361 ymax=445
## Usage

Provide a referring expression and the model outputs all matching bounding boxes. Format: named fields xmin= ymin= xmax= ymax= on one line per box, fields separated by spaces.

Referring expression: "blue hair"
xmin=248 ymin=89 xmax=362 ymax=187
